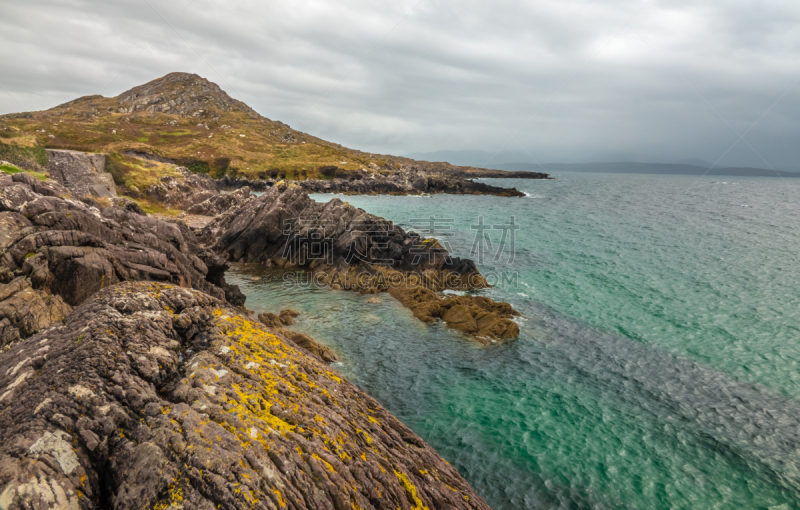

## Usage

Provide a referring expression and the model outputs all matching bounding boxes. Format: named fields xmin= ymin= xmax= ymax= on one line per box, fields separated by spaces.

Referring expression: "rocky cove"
xmin=0 ymin=153 xmax=525 ymax=509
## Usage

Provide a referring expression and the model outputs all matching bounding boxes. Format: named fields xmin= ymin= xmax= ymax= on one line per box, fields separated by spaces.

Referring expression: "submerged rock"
xmin=390 ymin=286 xmax=520 ymax=344
xmin=257 ymin=309 xmax=300 ymax=329
xmin=0 ymin=281 xmax=491 ymax=510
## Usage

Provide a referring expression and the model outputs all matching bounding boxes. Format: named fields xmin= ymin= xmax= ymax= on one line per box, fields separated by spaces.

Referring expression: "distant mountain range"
xmin=406 ymin=150 xmax=800 ymax=178
xmin=495 ymin=162 xmax=800 ymax=178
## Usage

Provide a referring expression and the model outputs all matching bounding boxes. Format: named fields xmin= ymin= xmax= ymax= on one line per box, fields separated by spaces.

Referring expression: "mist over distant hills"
xmin=406 ymin=150 xmax=800 ymax=178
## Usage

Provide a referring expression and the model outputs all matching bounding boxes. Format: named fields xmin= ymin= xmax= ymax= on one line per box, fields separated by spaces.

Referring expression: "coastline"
xmin=216 ymin=173 xmax=533 ymax=198
xmin=0 ymin=158 xmax=526 ymax=509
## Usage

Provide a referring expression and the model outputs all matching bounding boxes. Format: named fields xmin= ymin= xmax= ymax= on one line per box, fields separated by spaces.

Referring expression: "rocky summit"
xmin=115 ymin=72 xmax=257 ymax=117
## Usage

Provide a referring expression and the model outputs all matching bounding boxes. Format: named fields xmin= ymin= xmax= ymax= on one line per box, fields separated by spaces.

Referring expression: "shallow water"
xmin=229 ymin=172 xmax=800 ymax=509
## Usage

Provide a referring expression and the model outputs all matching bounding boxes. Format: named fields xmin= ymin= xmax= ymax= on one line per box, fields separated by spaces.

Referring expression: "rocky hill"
xmin=0 ymin=72 xmax=548 ymax=186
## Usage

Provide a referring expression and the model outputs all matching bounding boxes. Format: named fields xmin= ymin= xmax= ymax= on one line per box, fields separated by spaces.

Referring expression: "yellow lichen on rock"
xmin=394 ymin=470 xmax=430 ymax=510
xmin=153 ymin=483 xmax=184 ymax=510
xmin=0 ymin=283 xmax=492 ymax=510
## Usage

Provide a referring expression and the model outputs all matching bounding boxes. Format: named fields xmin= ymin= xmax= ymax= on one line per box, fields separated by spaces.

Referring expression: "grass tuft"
xmin=131 ymin=197 xmax=182 ymax=217
xmin=1 ymin=163 xmax=49 ymax=181
xmin=106 ymin=152 xmax=183 ymax=191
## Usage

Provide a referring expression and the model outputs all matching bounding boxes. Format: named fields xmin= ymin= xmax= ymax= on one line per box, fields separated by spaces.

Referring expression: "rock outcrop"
xmin=142 ymin=166 xmax=251 ymax=216
xmin=199 ymin=182 xmax=519 ymax=342
xmin=115 ymin=72 xmax=258 ymax=117
xmin=389 ymin=286 xmax=520 ymax=344
xmin=199 ymin=182 xmax=479 ymax=276
xmin=437 ymin=168 xmax=551 ymax=180
xmin=0 ymin=173 xmax=241 ymax=347
xmin=0 ymin=281 xmax=491 ymax=510
xmin=46 ymin=149 xmax=117 ymax=199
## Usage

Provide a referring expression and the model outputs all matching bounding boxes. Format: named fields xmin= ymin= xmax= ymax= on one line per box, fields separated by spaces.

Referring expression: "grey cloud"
xmin=1 ymin=0 xmax=799 ymax=169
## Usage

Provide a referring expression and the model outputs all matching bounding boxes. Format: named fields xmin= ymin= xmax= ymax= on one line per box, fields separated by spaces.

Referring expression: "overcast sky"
xmin=1 ymin=0 xmax=799 ymax=168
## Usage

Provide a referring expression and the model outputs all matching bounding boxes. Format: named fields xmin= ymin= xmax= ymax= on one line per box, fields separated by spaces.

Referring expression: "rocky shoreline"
xmin=0 ymin=155 xmax=525 ymax=508
xmin=0 ymin=159 xmax=524 ymax=343
xmin=218 ymin=173 xmax=527 ymax=197
xmin=121 ymin=150 xmax=541 ymax=199
xmin=0 ymin=282 xmax=492 ymax=510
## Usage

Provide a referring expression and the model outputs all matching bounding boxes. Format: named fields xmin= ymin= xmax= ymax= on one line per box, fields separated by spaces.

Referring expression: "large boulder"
xmin=0 ymin=282 xmax=491 ymax=510
xmin=46 ymin=149 xmax=117 ymax=199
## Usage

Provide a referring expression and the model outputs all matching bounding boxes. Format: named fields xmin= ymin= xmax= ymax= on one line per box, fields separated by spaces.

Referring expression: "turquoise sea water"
xmin=230 ymin=173 xmax=800 ymax=509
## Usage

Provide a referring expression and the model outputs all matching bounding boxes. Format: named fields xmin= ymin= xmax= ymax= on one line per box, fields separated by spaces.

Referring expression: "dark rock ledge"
xmin=0 ymin=282 xmax=491 ymax=510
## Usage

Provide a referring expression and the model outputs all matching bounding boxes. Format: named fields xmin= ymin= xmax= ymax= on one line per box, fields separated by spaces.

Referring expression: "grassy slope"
xmin=0 ymin=73 xmax=501 ymax=185
xmin=0 ymin=86 xmax=418 ymax=181
xmin=104 ymin=152 xmax=184 ymax=190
